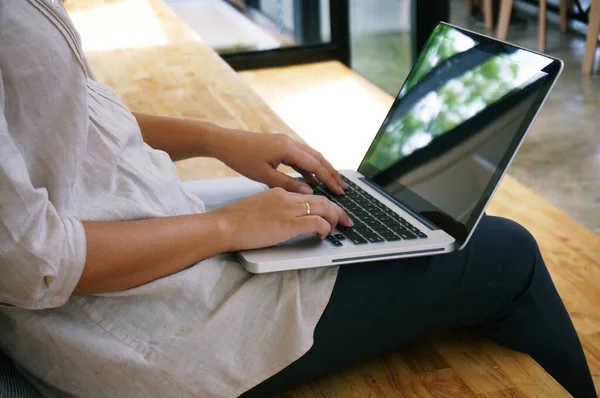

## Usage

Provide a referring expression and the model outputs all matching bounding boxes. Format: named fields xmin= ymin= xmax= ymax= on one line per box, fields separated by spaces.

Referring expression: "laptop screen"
xmin=357 ymin=23 xmax=562 ymax=245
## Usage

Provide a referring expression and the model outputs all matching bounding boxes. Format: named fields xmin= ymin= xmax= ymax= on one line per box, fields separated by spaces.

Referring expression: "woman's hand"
xmin=132 ymin=115 xmax=345 ymax=194
xmin=212 ymin=188 xmax=353 ymax=252
xmin=214 ymin=130 xmax=347 ymax=195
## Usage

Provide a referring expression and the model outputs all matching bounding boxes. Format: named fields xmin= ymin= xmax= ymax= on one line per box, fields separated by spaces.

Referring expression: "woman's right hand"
xmin=211 ymin=188 xmax=354 ymax=252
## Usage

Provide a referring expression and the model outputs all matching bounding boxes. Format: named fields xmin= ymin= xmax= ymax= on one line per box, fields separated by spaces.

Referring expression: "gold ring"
xmin=305 ymin=202 xmax=311 ymax=216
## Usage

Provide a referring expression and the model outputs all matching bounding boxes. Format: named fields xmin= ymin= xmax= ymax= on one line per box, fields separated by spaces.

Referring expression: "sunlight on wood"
xmin=70 ymin=0 xmax=170 ymax=51
xmin=241 ymin=63 xmax=396 ymax=170
xmin=265 ymin=78 xmax=386 ymax=169
xmin=69 ymin=0 xmax=199 ymax=52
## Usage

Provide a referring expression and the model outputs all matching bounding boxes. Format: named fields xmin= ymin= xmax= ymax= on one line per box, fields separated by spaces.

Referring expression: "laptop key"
xmin=357 ymin=228 xmax=384 ymax=242
xmin=354 ymin=226 xmax=374 ymax=236
xmin=353 ymin=224 xmax=371 ymax=233
xmin=362 ymin=216 xmax=379 ymax=226
xmin=382 ymin=218 xmax=399 ymax=229
xmin=346 ymin=206 xmax=361 ymax=214
xmin=408 ymin=226 xmax=425 ymax=235
xmin=372 ymin=209 xmax=388 ymax=217
xmin=352 ymin=220 xmax=368 ymax=230
xmin=353 ymin=211 xmax=370 ymax=220
xmin=366 ymin=234 xmax=385 ymax=243
xmin=385 ymin=220 xmax=403 ymax=229
xmin=323 ymin=176 xmax=429 ymax=242
xmin=372 ymin=224 xmax=393 ymax=235
xmin=381 ymin=229 xmax=400 ymax=237
xmin=400 ymin=220 xmax=413 ymax=229
xmin=392 ymin=226 xmax=412 ymax=236
xmin=398 ymin=231 xmax=418 ymax=240
xmin=341 ymin=230 xmax=368 ymax=245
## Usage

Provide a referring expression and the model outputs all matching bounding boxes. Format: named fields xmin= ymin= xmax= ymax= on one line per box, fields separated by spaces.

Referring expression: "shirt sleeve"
xmin=0 ymin=70 xmax=86 ymax=310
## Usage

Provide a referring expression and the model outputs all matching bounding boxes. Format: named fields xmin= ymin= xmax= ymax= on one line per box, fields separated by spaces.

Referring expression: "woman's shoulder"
xmin=0 ymin=1 xmax=87 ymax=84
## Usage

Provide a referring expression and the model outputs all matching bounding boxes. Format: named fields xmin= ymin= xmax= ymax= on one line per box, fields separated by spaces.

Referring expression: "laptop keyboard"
xmin=303 ymin=176 xmax=428 ymax=247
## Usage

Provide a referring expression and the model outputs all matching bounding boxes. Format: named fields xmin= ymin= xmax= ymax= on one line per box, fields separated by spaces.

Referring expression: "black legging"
xmin=241 ymin=216 xmax=596 ymax=398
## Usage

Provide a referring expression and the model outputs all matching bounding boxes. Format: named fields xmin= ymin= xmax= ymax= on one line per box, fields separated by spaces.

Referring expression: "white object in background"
xmin=165 ymin=0 xmax=281 ymax=51
xmin=183 ymin=177 xmax=269 ymax=211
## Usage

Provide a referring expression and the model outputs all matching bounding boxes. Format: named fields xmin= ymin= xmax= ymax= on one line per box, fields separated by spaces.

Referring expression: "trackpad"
xmin=276 ymin=233 xmax=323 ymax=249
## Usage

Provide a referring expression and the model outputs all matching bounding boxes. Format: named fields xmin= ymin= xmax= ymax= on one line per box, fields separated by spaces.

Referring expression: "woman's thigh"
xmin=241 ymin=215 xmax=542 ymax=397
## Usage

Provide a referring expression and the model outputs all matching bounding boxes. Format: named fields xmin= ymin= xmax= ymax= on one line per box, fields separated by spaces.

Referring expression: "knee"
xmin=478 ymin=217 xmax=542 ymax=283
xmin=494 ymin=218 xmax=539 ymax=256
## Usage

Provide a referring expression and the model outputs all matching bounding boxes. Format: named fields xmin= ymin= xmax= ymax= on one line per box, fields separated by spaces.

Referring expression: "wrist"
xmin=202 ymin=209 xmax=237 ymax=253
xmin=198 ymin=122 xmax=240 ymax=160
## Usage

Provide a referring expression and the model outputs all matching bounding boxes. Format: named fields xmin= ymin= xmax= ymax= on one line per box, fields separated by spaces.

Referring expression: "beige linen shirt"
xmin=0 ymin=1 xmax=338 ymax=396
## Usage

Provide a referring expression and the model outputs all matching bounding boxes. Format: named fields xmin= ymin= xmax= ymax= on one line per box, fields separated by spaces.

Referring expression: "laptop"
xmin=237 ymin=22 xmax=563 ymax=273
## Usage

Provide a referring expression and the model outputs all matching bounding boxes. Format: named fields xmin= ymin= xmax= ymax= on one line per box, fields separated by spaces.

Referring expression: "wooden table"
xmin=66 ymin=0 xmax=599 ymax=396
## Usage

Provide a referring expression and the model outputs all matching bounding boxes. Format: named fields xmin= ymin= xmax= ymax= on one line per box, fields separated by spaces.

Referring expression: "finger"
xmin=294 ymin=195 xmax=352 ymax=228
xmin=330 ymin=202 xmax=354 ymax=227
xmin=283 ymin=151 xmax=344 ymax=195
xmin=298 ymin=143 xmax=347 ymax=190
xmin=264 ymin=168 xmax=314 ymax=194
xmin=291 ymin=216 xmax=331 ymax=240
xmin=299 ymin=196 xmax=339 ymax=231
xmin=299 ymin=143 xmax=345 ymax=189
xmin=292 ymin=167 xmax=319 ymax=185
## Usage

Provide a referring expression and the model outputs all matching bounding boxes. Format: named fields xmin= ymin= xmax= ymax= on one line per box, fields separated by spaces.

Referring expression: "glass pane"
xmin=350 ymin=0 xmax=412 ymax=96
xmin=164 ymin=0 xmax=331 ymax=54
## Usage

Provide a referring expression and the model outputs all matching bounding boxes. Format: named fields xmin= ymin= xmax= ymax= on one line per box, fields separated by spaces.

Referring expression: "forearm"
xmin=133 ymin=112 xmax=233 ymax=161
xmin=73 ymin=212 xmax=230 ymax=295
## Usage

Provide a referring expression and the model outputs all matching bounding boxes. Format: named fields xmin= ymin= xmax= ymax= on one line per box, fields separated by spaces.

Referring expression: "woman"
xmin=0 ymin=1 xmax=595 ymax=397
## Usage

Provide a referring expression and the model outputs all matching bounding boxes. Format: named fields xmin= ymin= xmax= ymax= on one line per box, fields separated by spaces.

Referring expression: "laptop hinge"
xmin=359 ymin=177 xmax=439 ymax=231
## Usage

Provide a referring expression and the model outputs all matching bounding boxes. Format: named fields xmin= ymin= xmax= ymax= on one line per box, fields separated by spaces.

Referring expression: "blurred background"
xmin=154 ymin=0 xmax=598 ymax=233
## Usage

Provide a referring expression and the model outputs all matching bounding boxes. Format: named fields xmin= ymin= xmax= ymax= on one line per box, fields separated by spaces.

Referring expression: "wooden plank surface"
xmin=65 ymin=0 xmax=599 ymax=396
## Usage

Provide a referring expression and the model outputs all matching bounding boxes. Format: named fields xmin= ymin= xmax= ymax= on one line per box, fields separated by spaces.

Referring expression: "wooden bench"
xmin=67 ymin=0 xmax=599 ymax=396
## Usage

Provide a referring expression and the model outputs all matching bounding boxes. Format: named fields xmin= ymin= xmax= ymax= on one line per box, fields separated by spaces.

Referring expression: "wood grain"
xmin=65 ymin=0 xmax=598 ymax=396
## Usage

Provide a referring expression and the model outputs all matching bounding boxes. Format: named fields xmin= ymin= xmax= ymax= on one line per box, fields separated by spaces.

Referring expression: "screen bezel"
xmin=357 ymin=22 xmax=563 ymax=246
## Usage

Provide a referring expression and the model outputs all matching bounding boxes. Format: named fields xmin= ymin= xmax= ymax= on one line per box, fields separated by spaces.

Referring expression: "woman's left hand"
xmin=215 ymin=130 xmax=347 ymax=195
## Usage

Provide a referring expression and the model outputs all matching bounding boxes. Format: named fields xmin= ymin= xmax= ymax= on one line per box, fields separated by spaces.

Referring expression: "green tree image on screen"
xmin=364 ymin=25 xmax=522 ymax=172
